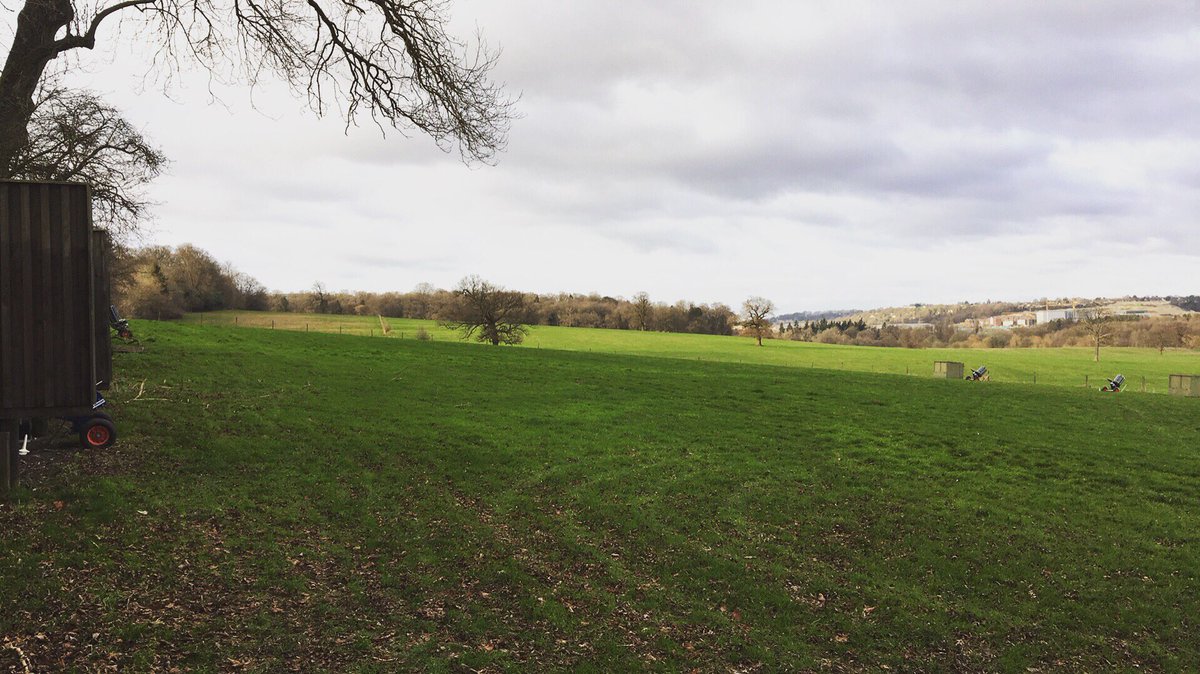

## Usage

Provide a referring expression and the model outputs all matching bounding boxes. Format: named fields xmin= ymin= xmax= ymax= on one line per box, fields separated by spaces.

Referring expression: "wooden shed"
xmin=1168 ymin=374 xmax=1200 ymax=398
xmin=933 ymin=361 xmax=964 ymax=379
xmin=1 ymin=180 xmax=102 ymax=489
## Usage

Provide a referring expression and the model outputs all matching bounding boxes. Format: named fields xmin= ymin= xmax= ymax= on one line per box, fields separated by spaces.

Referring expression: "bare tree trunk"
xmin=1094 ymin=340 xmax=1100 ymax=362
xmin=0 ymin=0 xmax=76 ymax=176
xmin=756 ymin=333 xmax=763 ymax=347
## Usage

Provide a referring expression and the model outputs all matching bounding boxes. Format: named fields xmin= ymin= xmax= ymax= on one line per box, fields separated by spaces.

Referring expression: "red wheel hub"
xmin=86 ymin=425 xmax=110 ymax=447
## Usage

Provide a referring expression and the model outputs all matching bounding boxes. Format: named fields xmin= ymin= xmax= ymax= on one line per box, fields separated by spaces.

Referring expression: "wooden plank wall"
xmin=0 ymin=181 xmax=96 ymax=418
xmin=933 ymin=361 xmax=964 ymax=379
xmin=93 ymin=229 xmax=113 ymax=390
xmin=1169 ymin=374 xmax=1200 ymax=398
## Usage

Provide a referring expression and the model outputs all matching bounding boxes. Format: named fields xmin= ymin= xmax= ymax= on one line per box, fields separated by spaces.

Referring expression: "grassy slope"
xmin=1 ymin=322 xmax=1198 ymax=672
xmin=185 ymin=310 xmax=1200 ymax=392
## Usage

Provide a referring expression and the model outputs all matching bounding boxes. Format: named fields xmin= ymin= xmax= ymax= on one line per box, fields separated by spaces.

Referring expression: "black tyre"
xmin=79 ymin=417 xmax=117 ymax=449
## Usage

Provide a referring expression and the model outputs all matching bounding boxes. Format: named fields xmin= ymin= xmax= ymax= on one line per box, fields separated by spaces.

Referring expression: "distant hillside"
xmin=843 ymin=301 xmax=1038 ymax=326
xmin=773 ymin=309 xmax=860 ymax=323
xmin=1168 ymin=295 xmax=1200 ymax=312
xmin=837 ymin=298 xmax=1102 ymax=326
xmin=832 ymin=295 xmax=1195 ymax=327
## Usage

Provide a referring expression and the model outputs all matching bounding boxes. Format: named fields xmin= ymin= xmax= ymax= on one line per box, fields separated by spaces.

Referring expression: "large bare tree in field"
xmin=445 ymin=275 xmax=527 ymax=346
xmin=741 ymin=296 xmax=774 ymax=347
xmin=0 ymin=0 xmax=512 ymax=178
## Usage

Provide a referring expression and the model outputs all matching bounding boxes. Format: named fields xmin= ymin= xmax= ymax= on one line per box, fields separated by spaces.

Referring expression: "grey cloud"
xmin=602 ymin=223 xmax=721 ymax=256
xmin=343 ymin=253 xmax=453 ymax=270
xmin=266 ymin=0 xmax=1200 ymax=253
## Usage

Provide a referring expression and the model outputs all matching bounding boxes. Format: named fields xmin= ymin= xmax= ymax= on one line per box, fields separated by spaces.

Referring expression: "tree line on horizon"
xmin=112 ymin=243 xmax=1200 ymax=351
xmin=113 ymin=245 xmax=737 ymax=337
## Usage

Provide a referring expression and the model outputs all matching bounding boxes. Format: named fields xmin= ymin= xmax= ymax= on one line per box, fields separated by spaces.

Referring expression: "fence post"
xmin=1033 ymin=372 xmax=1037 ymax=384
xmin=1085 ymin=375 xmax=1089 ymax=388
xmin=1142 ymin=376 xmax=1146 ymax=392
xmin=234 ymin=316 xmax=238 ymax=326
xmin=339 ymin=325 xmax=343 ymax=334
xmin=0 ymin=422 xmax=16 ymax=491
xmin=306 ymin=323 xmax=309 ymax=332
xmin=0 ymin=428 xmax=10 ymax=492
xmin=272 ymin=320 xmax=275 ymax=329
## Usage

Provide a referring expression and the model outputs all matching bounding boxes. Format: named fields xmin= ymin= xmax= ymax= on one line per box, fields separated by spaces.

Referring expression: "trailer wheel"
xmin=80 ymin=418 xmax=117 ymax=449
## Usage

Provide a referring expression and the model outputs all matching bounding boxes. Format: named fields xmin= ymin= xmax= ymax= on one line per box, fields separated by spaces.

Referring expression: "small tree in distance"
xmin=445 ymin=275 xmax=529 ymax=346
xmin=309 ymin=282 xmax=330 ymax=314
xmin=1082 ymin=308 xmax=1113 ymax=362
xmin=1147 ymin=320 xmax=1186 ymax=355
xmin=632 ymin=292 xmax=653 ymax=331
xmin=742 ymin=297 xmax=775 ymax=347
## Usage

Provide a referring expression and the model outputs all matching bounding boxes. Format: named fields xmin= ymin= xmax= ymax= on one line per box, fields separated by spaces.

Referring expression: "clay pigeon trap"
xmin=966 ymin=365 xmax=988 ymax=381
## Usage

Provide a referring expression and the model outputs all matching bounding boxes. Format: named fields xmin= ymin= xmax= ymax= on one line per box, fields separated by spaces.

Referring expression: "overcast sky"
xmin=39 ymin=0 xmax=1200 ymax=311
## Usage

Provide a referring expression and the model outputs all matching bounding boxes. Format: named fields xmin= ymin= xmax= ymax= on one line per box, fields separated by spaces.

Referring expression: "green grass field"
xmin=2 ymin=320 xmax=1199 ymax=671
xmin=186 ymin=310 xmax=1200 ymax=392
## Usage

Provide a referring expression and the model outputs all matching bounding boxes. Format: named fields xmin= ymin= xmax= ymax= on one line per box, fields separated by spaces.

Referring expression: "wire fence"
xmin=182 ymin=313 xmax=437 ymax=341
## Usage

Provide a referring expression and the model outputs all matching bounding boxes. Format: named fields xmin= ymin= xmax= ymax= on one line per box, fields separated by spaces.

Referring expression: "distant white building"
xmin=1035 ymin=308 xmax=1078 ymax=323
xmin=988 ymin=312 xmax=1035 ymax=328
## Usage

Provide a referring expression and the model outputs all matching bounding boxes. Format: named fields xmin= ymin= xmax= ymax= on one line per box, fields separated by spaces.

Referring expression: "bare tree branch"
xmin=1 ymin=0 xmax=513 ymax=176
xmin=9 ymin=81 xmax=167 ymax=239
xmin=51 ymin=0 xmax=158 ymax=52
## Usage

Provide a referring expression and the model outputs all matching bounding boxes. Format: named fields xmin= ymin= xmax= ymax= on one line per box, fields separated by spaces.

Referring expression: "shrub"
xmin=123 ymin=281 xmax=183 ymax=319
